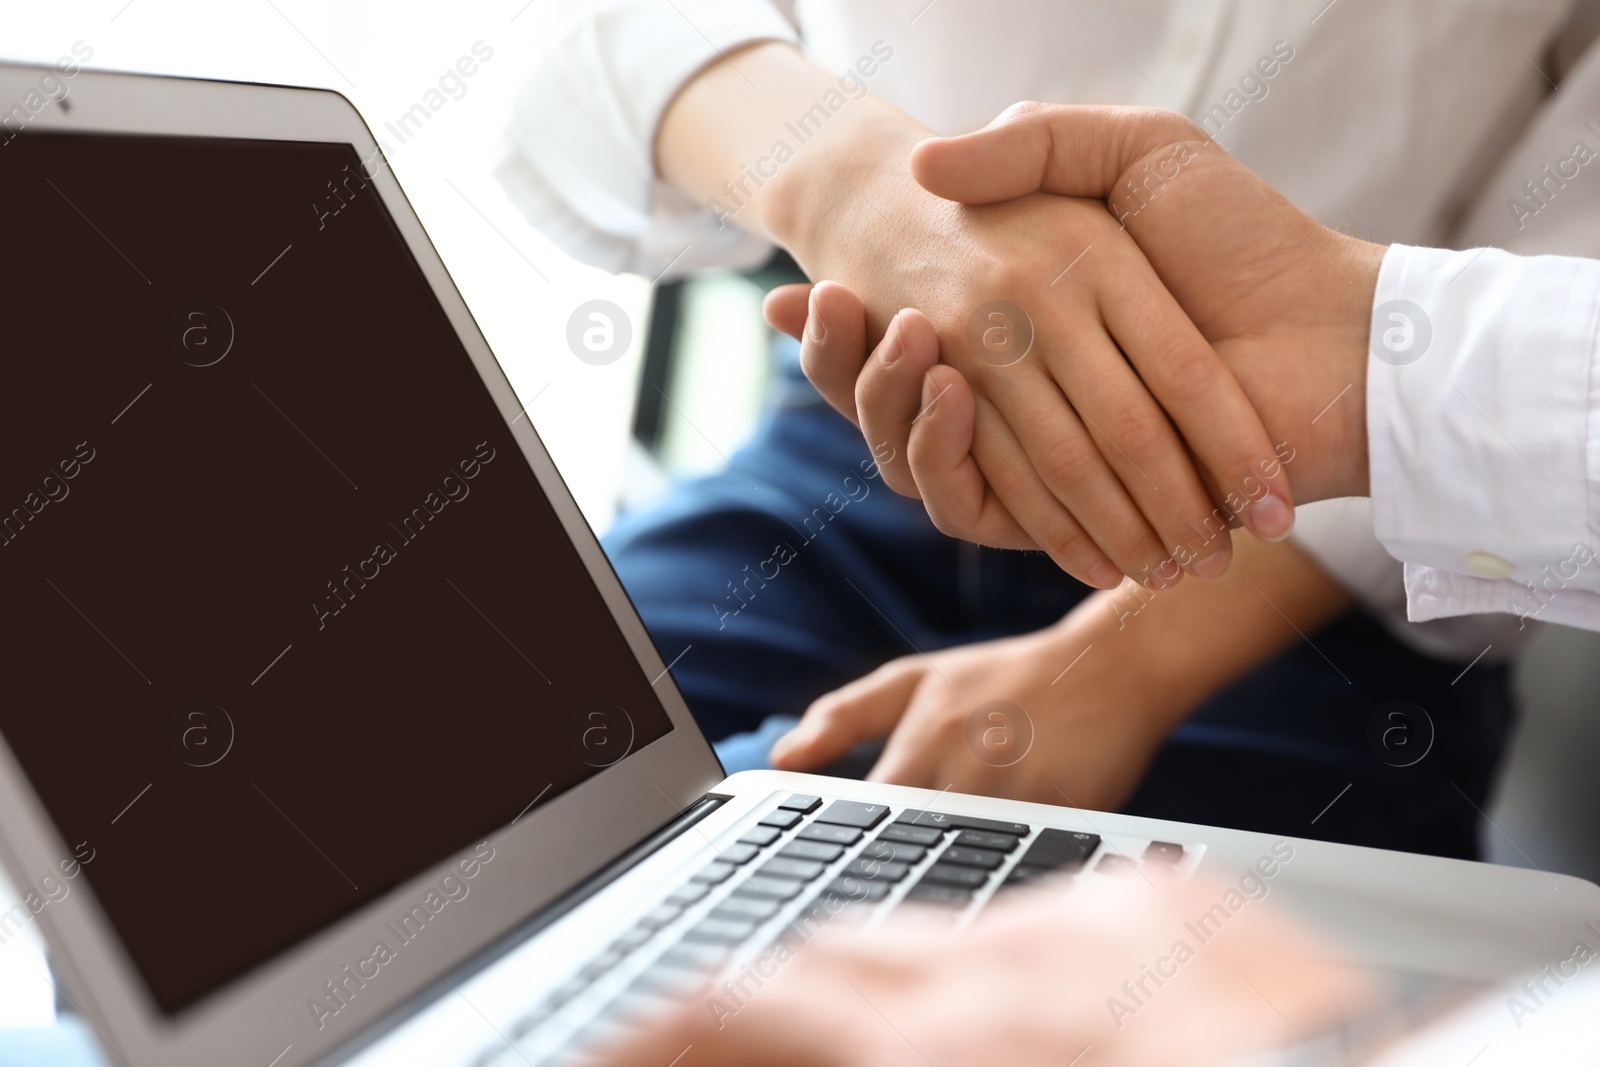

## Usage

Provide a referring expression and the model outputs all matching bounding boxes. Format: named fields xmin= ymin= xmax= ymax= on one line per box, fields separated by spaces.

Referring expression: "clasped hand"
xmin=766 ymin=105 xmax=1382 ymax=581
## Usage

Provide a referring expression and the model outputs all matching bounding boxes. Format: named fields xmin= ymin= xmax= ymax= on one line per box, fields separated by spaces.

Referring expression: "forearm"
xmin=655 ymin=41 xmax=927 ymax=254
xmin=1052 ymin=533 xmax=1353 ymax=734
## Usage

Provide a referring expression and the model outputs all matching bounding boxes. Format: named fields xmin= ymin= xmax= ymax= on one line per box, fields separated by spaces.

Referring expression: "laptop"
xmin=0 ymin=62 xmax=1595 ymax=1067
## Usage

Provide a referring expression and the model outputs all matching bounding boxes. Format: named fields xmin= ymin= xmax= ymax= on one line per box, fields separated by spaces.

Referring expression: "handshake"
xmin=762 ymin=104 xmax=1386 ymax=591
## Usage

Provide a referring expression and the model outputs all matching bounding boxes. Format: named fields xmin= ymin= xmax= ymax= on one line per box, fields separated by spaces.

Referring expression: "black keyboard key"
xmin=569 ymin=1016 xmax=630 ymax=1050
xmin=826 ymin=875 xmax=892 ymax=902
xmin=691 ymin=861 xmax=735 ymax=884
xmin=758 ymin=857 xmax=827 ymax=882
xmin=815 ymin=800 xmax=891 ymax=829
xmin=606 ymin=992 xmax=671 ymax=1024
xmin=1144 ymin=841 xmax=1185 ymax=864
xmin=1018 ymin=829 xmax=1101 ymax=873
xmin=905 ymin=882 xmax=974 ymax=906
xmin=637 ymin=903 xmax=683 ymax=930
xmin=798 ymin=822 xmax=863 ymax=846
xmin=712 ymin=895 xmax=782 ymax=922
xmin=918 ymin=863 xmax=989 ymax=889
xmin=879 ymin=823 xmax=945 ymax=846
xmin=779 ymin=840 xmax=845 ymax=863
xmin=894 ymin=810 xmax=1030 ymax=837
xmin=547 ymin=978 xmax=587 ymax=1007
xmin=719 ymin=843 xmax=760 ymax=865
xmin=938 ymin=846 xmax=1004 ymax=870
xmin=579 ymin=951 xmax=624 ymax=981
xmin=844 ymin=857 xmax=910 ymax=882
xmin=684 ymin=917 xmax=758 ymax=944
xmin=859 ymin=839 xmax=927 ymax=864
xmin=758 ymin=809 xmax=802 ymax=830
xmin=738 ymin=826 xmax=782 ymax=847
xmin=1097 ymin=853 xmax=1137 ymax=875
xmin=778 ymin=793 xmax=823 ymax=813
xmin=733 ymin=876 xmax=805 ymax=901
xmin=659 ymin=943 xmax=730 ymax=972
xmin=953 ymin=829 xmax=1020 ymax=852
xmin=612 ymin=926 xmax=655 ymax=952
xmin=1002 ymin=865 xmax=1052 ymax=888
xmin=631 ymin=968 xmax=707 ymax=999
xmin=665 ymin=882 xmax=709 ymax=906
xmin=507 ymin=1006 xmax=554 ymax=1041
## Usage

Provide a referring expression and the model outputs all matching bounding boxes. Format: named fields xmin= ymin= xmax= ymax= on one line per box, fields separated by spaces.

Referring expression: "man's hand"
xmin=776 ymin=106 xmax=1383 ymax=551
xmin=596 ymin=874 xmax=1369 ymax=1067
xmin=760 ymin=525 xmax=1349 ymax=810
xmin=912 ymin=104 xmax=1381 ymax=502
xmin=662 ymin=49 xmax=1296 ymax=590
xmin=767 ymin=621 xmax=1165 ymax=811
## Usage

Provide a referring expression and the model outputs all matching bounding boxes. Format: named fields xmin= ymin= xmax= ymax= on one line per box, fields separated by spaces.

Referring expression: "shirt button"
xmin=1464 ymin=551 xmax=1514 ymax=579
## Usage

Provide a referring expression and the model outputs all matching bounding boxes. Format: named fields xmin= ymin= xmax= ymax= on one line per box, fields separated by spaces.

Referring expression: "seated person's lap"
xmin=604 ymin=354 xmax=1514 ymax=861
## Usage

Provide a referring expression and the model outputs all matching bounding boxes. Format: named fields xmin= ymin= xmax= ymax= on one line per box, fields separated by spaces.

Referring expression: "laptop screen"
xmin=0 ymin=129 xmax=673 ymax=1013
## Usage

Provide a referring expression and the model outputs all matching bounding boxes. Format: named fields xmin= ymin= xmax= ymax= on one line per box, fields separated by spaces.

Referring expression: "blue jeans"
xmin=605 ymin=351 xmax=1515 ymax=860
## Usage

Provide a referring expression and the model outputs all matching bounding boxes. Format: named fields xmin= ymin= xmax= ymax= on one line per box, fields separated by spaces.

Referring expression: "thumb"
xmin=910 ymin=103 xmax=1206 ymax=204
xmin=770 ymin=660 xmax=925 ymax=771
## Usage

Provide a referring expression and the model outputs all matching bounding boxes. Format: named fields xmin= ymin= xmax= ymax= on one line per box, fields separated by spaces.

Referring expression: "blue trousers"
xmin=605 ymin=357 xmax=1515 ymax=860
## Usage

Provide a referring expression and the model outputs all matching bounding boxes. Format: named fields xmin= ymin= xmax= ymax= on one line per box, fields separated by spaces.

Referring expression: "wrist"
xmin=1318 ymin=236 xmax=1386 ymax=501
xmin=760 ymin=103 xmax=930 ymax=262
xmin=1044 ymin=595 xmax=1195 ymax=740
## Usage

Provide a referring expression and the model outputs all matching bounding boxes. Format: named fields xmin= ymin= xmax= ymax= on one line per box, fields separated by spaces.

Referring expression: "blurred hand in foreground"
xmin=597 ymin=871 xmax=1369 ymax=1067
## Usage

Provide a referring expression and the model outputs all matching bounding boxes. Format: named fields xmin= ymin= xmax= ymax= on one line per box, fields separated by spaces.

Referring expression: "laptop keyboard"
xmin=468 ymin=793 xmax=1197 ymax=1066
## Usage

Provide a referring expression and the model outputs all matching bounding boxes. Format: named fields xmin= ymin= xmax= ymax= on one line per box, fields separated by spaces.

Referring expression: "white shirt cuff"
xmin=1290 ymin=497 xmax=1532 ymax=660
xmin=1368 ymin=244 xmax=1600 ymax=626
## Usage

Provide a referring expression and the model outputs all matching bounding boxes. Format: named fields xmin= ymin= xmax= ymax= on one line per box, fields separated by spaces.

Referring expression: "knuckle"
xmin=1160 ymin=109 xmax=1207 ymax=142
xmin=1034 ymin=433 xmax=1100 ymax=494
xmin=803 ymin=695 xmax=839 ymax=724
xmin=809 ymin=690 xmax=854 ymax=723
xmin=1155 ymin=337 xmax=1220 ymax=407
xmin=1001 ymin=99 xmax=1049 ymax=124
xmin=924 ymin=503 xmax=970 ymax=542
xmin=853 ymin=364 xmax=880 ymax=413
xmin=1040 ymin=520 xmax=1099 ymax=571
xmin=876 ymin=655 xmax=922 ymax=683
xmin=1101 ymin=404 xmax=1171 ymax=461
xmin=931 ymin=711 xmax=964 ymax=743
xmin=993 ymin=262 xmax=1037 ymax=298
xmin=884 ymin=470 xmax=922 ymax=501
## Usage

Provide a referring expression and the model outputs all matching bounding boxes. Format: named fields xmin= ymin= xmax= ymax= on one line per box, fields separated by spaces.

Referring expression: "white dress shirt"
xmin=496 ymin=0 xmax=1594 ymax=653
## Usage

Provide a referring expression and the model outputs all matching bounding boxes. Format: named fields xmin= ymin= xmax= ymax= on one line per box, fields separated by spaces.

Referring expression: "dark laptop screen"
xmin=0 ymin=129 xmax=672 ymax=1013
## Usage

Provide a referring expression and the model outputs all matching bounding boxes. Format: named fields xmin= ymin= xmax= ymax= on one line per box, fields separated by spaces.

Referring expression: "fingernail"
xmin=920 ymin=371 xmax=938 ymax=409
xmin=806 ymin=287 xmax=827 ymax=344
xmin=1251 ymin=492 xmax=1294 ymax=542
xmin=1189 ymin=548 xmax=1231 ymax=579
xmin=879 ymin=311 xmax=904 ymax=365
xmin=1088 ymin=560 xmax=1123 ymax=589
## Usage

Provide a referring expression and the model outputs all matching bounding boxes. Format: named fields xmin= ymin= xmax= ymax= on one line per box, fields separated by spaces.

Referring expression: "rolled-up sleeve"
xmin=1367 ymin=244 xmax=1600 ymax=632
xmin=494 ymin=0 xmax=797 ymax=278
